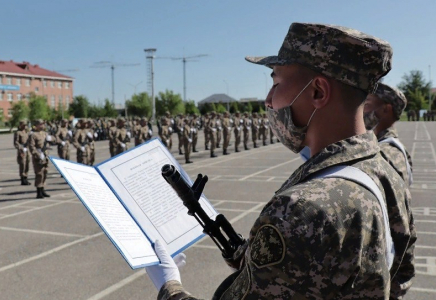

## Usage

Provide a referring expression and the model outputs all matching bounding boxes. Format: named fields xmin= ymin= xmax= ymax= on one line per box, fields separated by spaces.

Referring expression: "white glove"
xmin=166 ymin=139 xmax=170 ymax=145
xmin=257 ymin=126 xmax=259 ymax=129
xmin=46 ymin=135 xmax=52 ymax=142
xmin=94 ymin=132 xmax=98 ymax=138
xmin=193 ymin=129 xmax=196 ymax=133
xmin=240 ymin=120 xmax=243 ymax=124
xmin=121 ymin=143 xmax=126 ymax=148
xmin=145 ymin=240 xmax=182 ymax=291
xmin=228 ymin=127 xmax=231 ymax=130
xmin=148 ymin=129 xmax=153 ymax=135
xmin=181 ymin=128 xmax=184 ymax=132
xmin=212 ymin=128 xmax=216 ymax=132
xmin=87 ymin=132 xmax=93 ymax=139
xmin=68 ymin=130 xmax=73 ymax=137
xmin=237 ymin=127 xmax=241 ymax=131
xmin=126 ymin=132 xmax=131 ymax=138
xmin=80 ymin=146 xmax=85 ymax=152
xmin=188 ymin=138 xmax=192 ymax=143
xmin=61 ymin=141 xmax=66 ymax=146
xmin=218 ymin=126 xmax=222 ymax=130
xmin=171 ymin=119 xmax=174 ymax=124
xmin=168 ymin=127 xmax=173 ymax=132
xmin=39 ymin=153 xmax=45 ymax=160
xmin=23 ymin=147 xmax=28 ymax=152
xmin=265 ymin=125 xmax=268 ymax=128
xmin=190 ymin=128 xmax=194 ymax=132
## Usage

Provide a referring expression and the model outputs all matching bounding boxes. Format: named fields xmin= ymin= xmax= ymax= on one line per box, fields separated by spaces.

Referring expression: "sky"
xmin=2 ymin=0 xmax=436 ymax=107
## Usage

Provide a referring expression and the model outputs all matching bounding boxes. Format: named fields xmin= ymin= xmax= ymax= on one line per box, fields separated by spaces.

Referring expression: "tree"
xmin=28 ymin=95 xmax=51 ymax=121
xmin=155 ymin=90 xmax=185 ymax=116
xmin=199 ymin=103 xmax=216 ymax=114
xmin=184 ymin=100 xmax=200 ymax=115
xmin=398 ymin=70 xmax=431 ymax=111
xmin=126 ymin=92 xmax=152 ymax=117
xmin=216 ymin=103 xmax=227 ymax=113
xmin=69 ymin=95 xmax=90 ymax=118
xmin=102 ymin=99 xmax=118 ymax=118
xmin=88 ymin=104 xmax=104 ymax=118
xmin=10 ymin=100 xmax=30 ymax=129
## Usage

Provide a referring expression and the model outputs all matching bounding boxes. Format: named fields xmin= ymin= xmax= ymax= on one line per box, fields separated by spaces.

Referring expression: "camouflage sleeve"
xmin=158 ymin=281 xmax=199 ymax=300
xmin=13 ymin=132 xmax=20 ymax=150
xmin=390 ymin=188 xmax=417 ymax=299
xmin=379 ymin=144 xmax=409 ymax=184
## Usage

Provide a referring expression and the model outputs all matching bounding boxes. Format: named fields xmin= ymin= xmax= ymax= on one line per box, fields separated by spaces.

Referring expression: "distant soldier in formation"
xmin=203 ymin=113 xmax=210 ymax=150
xmin=136 ymin=117 xmax=153 ymax=145
xmin=55 ymin=119 xmax=71 ymax=161
xmin=259 ymin=113 xmax=269 ymax=146
xmin=14 ymin=120 xmax=31 ymax=186
xmin=73 ymin=119 xmax=90 ymax=165
xmin=242 ymin=112 xmax=251 ymax=150
xmin=208 ymin=111 xmax=218 ymax=157
xmin=159 ymin=116 xmax=172 ymax=149
xmin=176 ymin=114 xmax=184 ymax=155
xmin=251 ymin=112 xmax=259 ymax=148
xmin=233 ymin=111 xmax=242 ymax=152
xmin=190 ymin=114 xmax=199 ymax=152
xmin=115 ymin=117 xmax=131 ymax=155
xmin=222 ymin=111 xmax=231 ymax=155
xmin=86 ymin=119 xmax=97 ymax=166
xmin=108 ymin=119 xmax=117 ymax=157
xmin=182 ymin=118 xmax=193 ymax=164
xmin=28 ymin=119 xmax=51 ymax=199
xmin=216 ymin=113 xmax=222 ymax=149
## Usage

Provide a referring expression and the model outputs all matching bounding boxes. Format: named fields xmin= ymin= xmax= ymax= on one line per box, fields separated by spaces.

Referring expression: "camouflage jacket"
xmin=376 ymin=126 xmax=416 ymax=299
xmin=377 ymin=127 xmax=413 ymax=185
xmin=158 ymin=132 xmax=414 ymax=300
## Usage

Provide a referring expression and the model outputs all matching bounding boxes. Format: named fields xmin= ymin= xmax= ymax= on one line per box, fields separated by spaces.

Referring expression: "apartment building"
xmin=0 ymin=60 xmax=74 ymax=120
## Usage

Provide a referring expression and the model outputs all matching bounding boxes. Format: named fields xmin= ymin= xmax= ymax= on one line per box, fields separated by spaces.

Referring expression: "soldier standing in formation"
xmin=14 ymin=120 xmax=31 ymax=186
xmin=233 ymin=111 xmax=242 ymax=152
xmin=242 ymin=112 xmax=251 ymax=150
xmin=203 ymin=113 xmax=210 ymax=150
xmin=182 ymin=118 xmax=193 ymax=164
xmin=115 ymin=117 xmax=131 ymax=155
xmin=208 ymin=111 xmax=218 ymax=157
xmin=251 ymin=112 xmax=259 ymax=148
xmin=176 ymin=114 xmax=184 ymax=155
xmin=260 ymin=113 xmax=269 ymax=146
xmin=216 ymin=114 xmax=222 ymax=149
xmin=108 ymin=119 xmax=117 ymax=157
xmin=135 ymin=117 xmax=153 ymax=145
xmin=28 ymin=119 xmax=51 ymax=199
xmin=190 ymin=114 xmax=199 ymax=153
xmin=146 ymin=22 xmax=415 ymax=299
xmin=55 ymin=119 xmax=71 ymax=161
xmin=221 ymin=111 xmax=231 ymax=155
xmin=86 ymin=120 xmax=96 ymax=166
xmin=73 ymin=119 xmax=90 ymax=165
xmin=159 ymin=116 xmax=172 ymax=149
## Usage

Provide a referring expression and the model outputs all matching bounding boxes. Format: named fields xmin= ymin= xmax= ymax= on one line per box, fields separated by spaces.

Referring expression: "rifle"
xmin=161 ymin=164 xmax=245 ymax=259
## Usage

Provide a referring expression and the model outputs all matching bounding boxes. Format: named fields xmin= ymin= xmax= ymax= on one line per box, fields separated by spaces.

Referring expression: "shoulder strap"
xmin=379 ymin=137 xmax=413 ymax=186
xmin=312 ymin=165 xmax=395 ymax=269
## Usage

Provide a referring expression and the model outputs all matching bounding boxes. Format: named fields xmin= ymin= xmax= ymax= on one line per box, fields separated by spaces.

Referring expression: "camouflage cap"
xmin=19 ymin=119 xmax=28 ymax=125
xmin=118 ymin=117 xmax=126 ymax=122
xmin=33 ymin=119 xmax=45 ymax=126
xmin=374 ymin=82 xmax=407 ymax=119
xmin=141 ymin=117 xmax=148 ymax=122
xmin=245 ymin=22 xmax=393 ymax=93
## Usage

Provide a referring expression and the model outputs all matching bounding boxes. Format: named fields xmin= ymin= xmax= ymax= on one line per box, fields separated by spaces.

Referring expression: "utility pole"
xmin=157 ymin=53 xmax=208 ymax=102
xmin=429 ymin=65 xmax=432 ymax=112
xmin=90 ymin=61 xmax=140 ymax=106
xmin=144 ymin=48 xmax=157 ymax=123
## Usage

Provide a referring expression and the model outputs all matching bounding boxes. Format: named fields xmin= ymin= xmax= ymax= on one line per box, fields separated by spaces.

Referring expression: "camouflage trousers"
xmin=243 ymin=130 xmax=249 ymax=146
xmin=217 ymin=130 xmax=222 ymax=147
xmin=32 ymin=158 xmax=48 ymax=188
xmin=89 ymin=147 xmax=95 ymax=166
xmin=209 ymin=131 xmax=217 ymax=153
xmin=77 ymin=147 xmax=89 ymax=165
xmin=204 ymin=130 xmax=210 ymax=148
xmin=177 ymin=132 xmax=183 ymax=151
xmin=223 ymin=131 xmax=231 ymax=150
xmin=57 ymin=144 xmax=70 ymax=160
xmin=234 ymin=129 xmax=241 ymax=150
xmin=184 ymin=141 xmax=191 ymax=161
xmin=192 ymin=133 xmax=198 ymax=150
xmin=259 ymin=128 xmax=268 ymax=144
xmin=17 ymin=152 xmax=30 ymax=177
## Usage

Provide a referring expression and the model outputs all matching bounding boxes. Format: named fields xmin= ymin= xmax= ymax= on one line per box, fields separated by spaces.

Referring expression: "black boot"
xmin=205 ymin=145 xmax=209 ymax=150
xmin=179 ymin=149 xmax=184 ymax=155
xmin=235 ymin=148 xmax=240 ymax=152
xmin=23 ymin=177 xmax=31 ymax=185
xmin=223 ymin=149 xmax=229 ymax=155
xmin=41 ymin=188 xmax=50 ymax=198
xmin=263 ymin=142 xmax=267 ymax=146
xmin=244 ymin=144 xmax=250 ymax=150
xmin=36 ymin=188 xmax=44 ymax=199
xmin=254 ymin=142 xmax=258 ymax=148
xmin=210 ymin=152 xmax=217 ymax=158
xmin=185 ymin=160 xmax=193 ymax=164
xmin=193 ymin=147 xmax=199 ymax=153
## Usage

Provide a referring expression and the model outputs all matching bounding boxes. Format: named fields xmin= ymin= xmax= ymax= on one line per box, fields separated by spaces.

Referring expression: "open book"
xmin=49 ymin=138 xmax=218 ymax=269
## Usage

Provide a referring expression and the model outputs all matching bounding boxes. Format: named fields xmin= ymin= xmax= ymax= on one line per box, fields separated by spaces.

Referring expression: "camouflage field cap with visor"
xmin=245 ymin=22 xmax=393 ymax=93
xmin=374 ymin=82 xmax=407 ymax=119
xmin=33 ymin=119 xmax=45 ymax=126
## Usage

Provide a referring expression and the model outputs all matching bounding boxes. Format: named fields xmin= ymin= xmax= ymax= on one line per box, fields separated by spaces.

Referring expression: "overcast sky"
xmin=2 ymin=0 xmax=436 ymax=106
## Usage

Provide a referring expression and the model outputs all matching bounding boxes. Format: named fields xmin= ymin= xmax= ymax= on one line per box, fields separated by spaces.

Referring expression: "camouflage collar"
xmin=377 ymin=126 xmax=398 ymax=141
xmin=276 ymin=132 xmax=380 ymax=194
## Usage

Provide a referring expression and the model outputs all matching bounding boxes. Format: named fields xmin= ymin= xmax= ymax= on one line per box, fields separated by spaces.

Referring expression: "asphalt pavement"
xmin=0 ymin=122 xmax=434 ymax=299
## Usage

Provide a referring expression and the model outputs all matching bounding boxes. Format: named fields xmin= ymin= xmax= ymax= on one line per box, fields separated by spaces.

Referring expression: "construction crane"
xmin=90 ymin=61 xmax=140 ymax=105
xmin=157 ymin=54 xmax=208 ymax=102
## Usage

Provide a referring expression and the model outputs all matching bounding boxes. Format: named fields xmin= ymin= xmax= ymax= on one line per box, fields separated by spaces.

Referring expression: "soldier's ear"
xmin=311 ymin=76 xmax=330 ymax=109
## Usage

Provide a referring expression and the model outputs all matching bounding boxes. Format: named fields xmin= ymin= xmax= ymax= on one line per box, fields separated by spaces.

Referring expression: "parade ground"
xmin=0 ymin=122 xmax=435 ymax=299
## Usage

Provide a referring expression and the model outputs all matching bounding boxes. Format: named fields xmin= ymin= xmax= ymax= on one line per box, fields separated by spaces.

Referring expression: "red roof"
xmin=0 ymin=60 xmax=72 ymax=79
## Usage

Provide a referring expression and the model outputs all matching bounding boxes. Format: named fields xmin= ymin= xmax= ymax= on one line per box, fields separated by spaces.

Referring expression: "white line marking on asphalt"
xmin=209 ymin=199 xmax=265 ymax=204
xmin=416 ymin=245 xmax=436 ymax=249
xmin=417 ymin=231 xmax=436 ymax=236
xmin=411 ymin=142 xmax=416 ymax=161
xmin=0 ymin=226 xmax=86 ymax=238
xmin=192 ymin=244 xmax=218 ymax=250
xmin=415 ymin=220 xmax=436 ymax=223
xmin=87 ymin=270 xmax=146 ymax=300
xmin=267 ymin=177 xmax=275 ymax=182
xmin=218 ymin=208 xmax=262 ymax=213
xmin=423 ymin=122 xmax=432 ymax=140
xmin=229 ymin=202 xmax=265 ymax=224
xmin=410 ymin=287 xmax=436 ymax=293
xmin=0 ymin=232 xmax=104 ymax=274
xmin=0 ymin=201 xmax=69 ymax=220
xmin=424 ymin=207 xmax=430 ymax=215
xmin=414 ymin=122 xmax=419 ymax=141
xmin=415 ymin=256 xmax=436 ymax=276
xmin=239 ymin=157 xmax=300 ymax=181
xmin=211 ymin=175 xmax=222 ymax=180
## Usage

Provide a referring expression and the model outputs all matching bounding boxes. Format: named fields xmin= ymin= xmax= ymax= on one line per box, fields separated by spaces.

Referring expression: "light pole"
xmin=429 ymin=65 xmax=432 ymax=112
xmin=144 ymin=48 xmax=156 ymax=124
xmin=223 ymin=80 xmax=229 ymax=111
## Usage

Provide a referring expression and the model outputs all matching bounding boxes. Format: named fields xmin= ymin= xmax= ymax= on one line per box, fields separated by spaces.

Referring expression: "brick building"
xmin=0 ymin=60 xmax=74 ymax=120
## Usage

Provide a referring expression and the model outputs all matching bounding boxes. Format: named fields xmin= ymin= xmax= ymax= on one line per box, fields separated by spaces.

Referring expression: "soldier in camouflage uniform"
xmin=159 ymin=116 xmax=172 ymax=149
xmin=176 ymin=114 xmax=184 ymax=155
xmin=136 ymin=117 xmax=153 ymax=145
xmin=28 ymin=119 xmax=52 ymax=199
xmin=55 ymin=119 xmax=71 ymax=161
xmin=14 ymin=120 xmax=31 ymax=185
xmin=190 ymin=114 xmax=199 ymax=152
xmin=203 ymin=113 xmax=210 ymax=150
xmin=222 ymin=111 xmax=231 ymax=155
xmin=146 ymin=22 xmax=416 ymax=300
xmin=108 ymin=119 xmax=117 ymax=157
xmin=73 ymin=119 xmax=90 ymax=165
xmin=208 ymin=111 xmax=218 ymax=158
xmin=115 ymin=117 xmax=131 ymax=155
xmin=242 ymin=112 xmax=251 ymax=150
xmin=364 ymin=83 xmax=413 ymax=186
xmin=233 ymin=111 xmax=242 ymax=152
xmin=86 ymin=119 xmax=97 ymax=166
xmin=251 ymin=112 xmax=259 ymax=148
xmin=259 ymin=113 xmax=269 ymax=146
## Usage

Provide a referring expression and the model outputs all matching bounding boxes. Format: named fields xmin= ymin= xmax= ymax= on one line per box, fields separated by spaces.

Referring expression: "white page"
xmin=50 ymin=158 xmax=158 ymax=269
xmin=95 ymin=138 xmax=218 ymax=256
